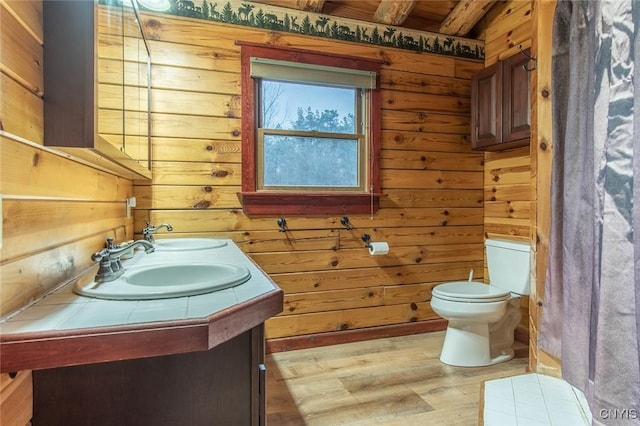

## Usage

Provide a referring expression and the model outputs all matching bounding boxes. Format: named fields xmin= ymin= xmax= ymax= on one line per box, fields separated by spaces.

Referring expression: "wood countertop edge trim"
xmin=0 ymin=288 xmax=283 ymax=373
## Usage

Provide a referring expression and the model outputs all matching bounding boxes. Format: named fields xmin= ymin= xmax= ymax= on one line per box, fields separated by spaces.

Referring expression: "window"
xmin=258 ymin=80 xmax=364 ymax=191
xmin=238 ymin=42 xmax=382 ymax=216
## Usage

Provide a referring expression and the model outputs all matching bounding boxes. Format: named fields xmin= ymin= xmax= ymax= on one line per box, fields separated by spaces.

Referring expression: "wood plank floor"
xmin=266 ymin=331 xmax=528 ymax=425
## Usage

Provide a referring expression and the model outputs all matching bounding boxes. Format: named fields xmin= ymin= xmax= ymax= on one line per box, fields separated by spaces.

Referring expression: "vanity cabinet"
xmin=2 ymin=239 xmax=282 ymax=426
xmin=43 ymin=0 xmax=152 ymax=179
xmin=32 ymin=326 xmax=266 ymax=426
xmin=471 ymin=50 xmax=531 ymax=151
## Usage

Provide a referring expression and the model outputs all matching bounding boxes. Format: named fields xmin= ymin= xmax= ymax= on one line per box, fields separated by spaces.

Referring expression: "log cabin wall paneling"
xmin=134 ymin=11 xmax=486 ymax=342
xmin=1 ymin=1 xmax=134 ymax=421
xmin=530 ymin=1 xmax=561 ymax=376
xmin=0 ymin=0 xmax=134 ymax=318
xmin=480 ymin=0 xmax=533 ymax=338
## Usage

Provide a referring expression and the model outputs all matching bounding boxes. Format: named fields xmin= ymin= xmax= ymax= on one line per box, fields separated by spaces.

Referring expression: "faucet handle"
xmin=91 ymin=248 xmax=110 ymax=262
xmin=91 ymin=239 xmax=152 ymax=283
xmin=142 ymin=222 xmax=154 ymax=242
xmin=91 ymin=247 xmax=123 ymax=283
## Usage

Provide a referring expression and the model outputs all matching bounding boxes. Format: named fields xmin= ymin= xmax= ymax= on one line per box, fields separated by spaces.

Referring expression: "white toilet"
xmin=430 ymin=238 xmax=530 ymax=367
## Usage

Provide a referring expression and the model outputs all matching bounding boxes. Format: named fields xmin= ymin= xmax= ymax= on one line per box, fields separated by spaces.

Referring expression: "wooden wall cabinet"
xmin=471 ymin=50 xmax=531 ymax=151
xmin=44 ymin=0 xmax=152 ymax=180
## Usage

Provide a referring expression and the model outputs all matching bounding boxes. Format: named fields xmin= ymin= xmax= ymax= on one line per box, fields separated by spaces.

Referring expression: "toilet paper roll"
xmin=368 ymin=242 xmax=389 ymax=255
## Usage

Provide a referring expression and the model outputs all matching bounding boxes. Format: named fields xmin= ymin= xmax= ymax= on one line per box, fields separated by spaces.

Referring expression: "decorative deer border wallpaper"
xmin=117 ymin=0 xmax=485 ymax=60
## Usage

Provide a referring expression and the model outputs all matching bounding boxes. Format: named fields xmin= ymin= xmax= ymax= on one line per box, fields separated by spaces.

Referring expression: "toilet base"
xmin=439 ymin=321 xmax=515 ymax=367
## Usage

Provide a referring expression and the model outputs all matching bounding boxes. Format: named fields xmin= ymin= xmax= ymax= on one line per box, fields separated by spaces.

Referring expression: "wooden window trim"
xmin=237 ymin=41 xmax=383 ymax=216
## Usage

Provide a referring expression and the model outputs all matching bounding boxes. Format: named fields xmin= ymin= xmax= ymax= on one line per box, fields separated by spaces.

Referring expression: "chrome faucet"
xmin=91 ymin=238 xmax=155 ymax=283
xmin=142 ymin=222 xmax=173 ymax=243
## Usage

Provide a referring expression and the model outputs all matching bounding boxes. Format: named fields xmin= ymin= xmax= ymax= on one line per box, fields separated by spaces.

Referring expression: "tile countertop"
xmin=0 ymin=239 xmax=283 ymax=373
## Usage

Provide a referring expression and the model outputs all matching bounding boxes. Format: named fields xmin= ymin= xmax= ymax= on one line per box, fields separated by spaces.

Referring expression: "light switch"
xmin=126 ymin=197 xmax=136 ymax=219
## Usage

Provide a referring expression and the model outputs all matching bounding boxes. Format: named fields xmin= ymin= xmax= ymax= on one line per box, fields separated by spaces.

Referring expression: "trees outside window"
xmin=259 ymin=80 xmax=362 ymax=190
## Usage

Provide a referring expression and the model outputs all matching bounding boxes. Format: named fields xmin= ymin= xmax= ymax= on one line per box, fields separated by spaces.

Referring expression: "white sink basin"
xmin=154 ymin=238 xmax=228 ymax=251
xmin=74 ymin=263 xmax=251 ymax=300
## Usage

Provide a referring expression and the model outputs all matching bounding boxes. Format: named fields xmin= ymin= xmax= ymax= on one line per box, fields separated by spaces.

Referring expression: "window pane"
xmin=263 ymin=134 xmax=359 ymax=187
xmin=261 ymin=81 xmax=356 ymax=134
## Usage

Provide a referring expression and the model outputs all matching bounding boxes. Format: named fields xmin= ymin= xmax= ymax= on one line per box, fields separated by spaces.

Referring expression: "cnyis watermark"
xmin=599 ymin=408 xmax=639 ymax=420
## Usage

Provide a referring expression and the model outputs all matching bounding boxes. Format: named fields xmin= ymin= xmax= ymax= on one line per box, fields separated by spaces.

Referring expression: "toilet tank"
xmin=485 ymin=238 xmax=531 ymax=295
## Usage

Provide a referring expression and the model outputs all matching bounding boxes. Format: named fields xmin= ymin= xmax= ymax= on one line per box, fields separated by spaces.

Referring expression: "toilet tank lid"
xmin=485 ymin=238 xmax=530 ymax=252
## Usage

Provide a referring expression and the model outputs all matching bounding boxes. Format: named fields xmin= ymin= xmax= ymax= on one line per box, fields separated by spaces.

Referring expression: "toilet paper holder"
xmin=362 ymin=234 xmax=389 ymax=255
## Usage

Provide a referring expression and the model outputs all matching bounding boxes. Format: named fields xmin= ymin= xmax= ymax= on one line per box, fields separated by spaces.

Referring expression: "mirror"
xmin=97 ymin=0 xmax=151 ymax=174
xmin=124 ymin=1 xmax=151 ymax=171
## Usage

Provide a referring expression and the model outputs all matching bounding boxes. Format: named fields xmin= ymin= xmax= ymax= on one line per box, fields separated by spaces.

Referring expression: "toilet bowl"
xmin=430 ymin=239 xmax=530 ymax=367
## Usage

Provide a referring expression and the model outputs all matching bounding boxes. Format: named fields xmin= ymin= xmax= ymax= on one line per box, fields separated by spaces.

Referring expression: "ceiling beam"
xmin=373 ymin=0 xmax=417 ymax=26
xmin=439 ymin=0 xmax=497 ymax=36
xmin=294 ymin=0 xmax=325 ymax=13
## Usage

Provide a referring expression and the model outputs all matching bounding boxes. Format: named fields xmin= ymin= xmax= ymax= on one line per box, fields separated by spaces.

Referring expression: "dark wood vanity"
xmin=0 ymin=240 xmax=283 ymax=426
xmin=32 ymin=326 xmax=266 ymax=425
xmin=1 ymin=288 xmax=281 ymax=426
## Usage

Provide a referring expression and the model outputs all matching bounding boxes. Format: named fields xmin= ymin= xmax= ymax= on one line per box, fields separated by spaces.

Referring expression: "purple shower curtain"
xmin=539 ymin=0 xmax=640 ymax=424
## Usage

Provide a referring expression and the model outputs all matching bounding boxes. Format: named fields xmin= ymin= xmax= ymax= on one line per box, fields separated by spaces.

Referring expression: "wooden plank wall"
xmin=531 ymin=0 xmax=561 ymax=376
xmin=1 ymin=1 xmax=133 ymax=422
xmin=134 ymin=12 xmax=485 ymax=341
xmin=0 ymin=0 xmax=134 ymax=318
xmin=480 ymin=0 xmax=533 ymax=333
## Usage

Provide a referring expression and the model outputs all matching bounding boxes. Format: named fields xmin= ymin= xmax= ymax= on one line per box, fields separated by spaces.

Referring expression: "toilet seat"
xmin=432 ymin=281 xmax=510 ymax=303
